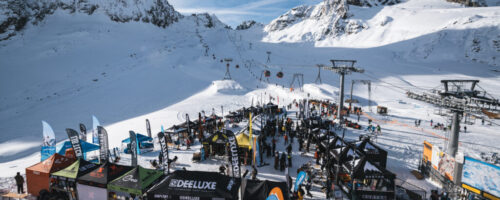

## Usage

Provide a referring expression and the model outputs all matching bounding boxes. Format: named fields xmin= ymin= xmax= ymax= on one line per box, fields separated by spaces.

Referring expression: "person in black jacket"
xmin=274 ymin=151 xmax=279 ymax=170
xmin=14 ymin=172 xmax=24 ymax=194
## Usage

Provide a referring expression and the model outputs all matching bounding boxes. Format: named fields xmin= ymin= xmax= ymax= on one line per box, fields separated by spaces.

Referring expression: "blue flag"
xmin=294 ymin=171 xmax=307 ymax=192
xmin=41 ymin=146 xmax=56 ymax=161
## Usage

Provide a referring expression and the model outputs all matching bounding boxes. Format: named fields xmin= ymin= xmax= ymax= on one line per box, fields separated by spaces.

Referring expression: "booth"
xmin=356 ymin=138 xmax=388 ymax=168
xmin=76 ymin=162 xmax=133 ymax=200
xmin=241 ymin=179 xmax=290 ymax=200
xmin=147 ymin=170 xmax=240 ymax=200
xmin=107 ymin=166 xmax=163 ymax=199
xmin=205 ymin=131 xmax=229 ymax=156
xmin=122 ymin=133 xmax=154 ymax=154
xmin=50 ymin=158 xmax=100 ymax=199
xmin=26 ymin=153 xmax=76 ymax=196
xmin=56 ymin=140 xmax=100 ymax=162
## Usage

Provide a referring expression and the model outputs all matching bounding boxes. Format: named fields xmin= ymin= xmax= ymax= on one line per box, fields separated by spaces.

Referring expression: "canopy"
xmin=26 ymin=153 xmax=75 ymax=196
xmin=355 ymin=138 xmax=388 ymax=168
xmin=236 ymin=133 xmax=251 ymax=148
xmin=241 ymin=179 xmax=290 ymax=200
xmin=51 ymin=158 xmax=99 ymax=180
xmin=147 ymin=170 xmax=240 ymax=200
xmin=78 ymin=162 xmax=133 ymax=188
xmin=121 ymin=133 xmax=153 ymax=143
xmin=108 ymin=166 xmax=163 ymax=195
xmin=207 ymin=132 xmax=228 ymax=144
xmin=56 ymin=140 xmax=100 ymax=155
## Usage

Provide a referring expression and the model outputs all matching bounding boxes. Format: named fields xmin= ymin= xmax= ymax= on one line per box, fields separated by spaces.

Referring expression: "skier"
xmin=464 ymin=126 xmax=467 ymax=133
xmin=15 ymin=172 xmax=24 ymax=194
xmin=430 ymin=119 xmax=433 ymax=127
xmin=376 ymin=124 xmax=381 ymax=134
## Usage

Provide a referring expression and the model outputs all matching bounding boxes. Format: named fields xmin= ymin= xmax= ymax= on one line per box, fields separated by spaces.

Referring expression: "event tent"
xmin=77 ymin=162 xmax=133 ymax=200
xmin=51 ymin=158 xmax=99 ymax=181
xmin=56 ymin=140 xmax=100 ymax=159
xmin=107 ymin=166 xmax=163 ymax=196
xmin=241 ymin=179 xmax=290 ymax=200
xmin=26 ymin=153 xmax=75 ymax=196
xmin=147 ymin=170 xmax=240 ymax=200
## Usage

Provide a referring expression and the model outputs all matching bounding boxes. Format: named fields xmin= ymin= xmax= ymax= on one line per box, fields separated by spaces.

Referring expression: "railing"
xmin=395 ymin=178 xmax=426 ymax=200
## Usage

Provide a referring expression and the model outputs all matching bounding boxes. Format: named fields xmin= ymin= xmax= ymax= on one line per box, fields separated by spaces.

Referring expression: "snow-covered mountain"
xmin=0 ymin=0 xmax=181 ymax=40
xmin=264 ymin=0 xmax=500 ymax=66
xmin=0 ymin=0 xmax=500 ymax=195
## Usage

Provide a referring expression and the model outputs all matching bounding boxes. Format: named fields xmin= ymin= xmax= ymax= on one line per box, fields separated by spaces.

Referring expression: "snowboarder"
xmin=15 ymin=172 xmax=24 ymax=194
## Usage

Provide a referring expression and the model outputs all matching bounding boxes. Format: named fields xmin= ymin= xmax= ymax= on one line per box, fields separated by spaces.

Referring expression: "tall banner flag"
xmin=294 ymin=171 xmax=307 ymax=192
xmin=255 ymin=137 xmax=261 ymax=166
xmin=226 ymin=130 xmax=241 ymax=178
xmin=129 ymin=131 xmax=139 ymax=166
xmin=146 ymin=119 xmax=152 ymax=138
xmin=198 ymin=112 xmax=203 ymax=141
xmin=66 ymin=128 xmax=84 ymax=158
xmin=41 ymin=121 xmax=56 ymax=161
xmin=92 ymin=115 xmax=100 ymax=144
xmin=97 ymin=126 xmax=109 ymax=163
xmin=186 ymin=114 xmax=191 ymax=136
xmin=249 ymin=112 xmax=253 ymax=150
xmin=157 ymin=132 xmax=170 ymax=174
xmin=79 ymin=123 xmax=87 ymax=142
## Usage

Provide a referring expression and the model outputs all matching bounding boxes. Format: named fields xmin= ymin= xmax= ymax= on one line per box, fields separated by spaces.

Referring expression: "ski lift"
xmin=235 ymin=64 xmax=239 ymax=69
xmin=276 ymin=71 xmax=283 ymax=78
xmin=227 ymin=63 xmax=230 ymax=67
xmin=264 ymin=70 xmax=271 ymax=77
xmin=220 ymin=59 xmax=223 ymax=63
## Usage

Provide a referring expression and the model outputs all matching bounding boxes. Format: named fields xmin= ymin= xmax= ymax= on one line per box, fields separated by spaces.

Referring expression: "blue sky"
xmin=168 ymin=0 xmax=322 ymax=28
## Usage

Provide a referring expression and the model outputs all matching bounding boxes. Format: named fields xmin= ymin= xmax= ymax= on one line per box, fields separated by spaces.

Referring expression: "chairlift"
xmin=235 ymin=64 xmax=239 ymax=69
xmin=264 ymin=70 xmax=271 ymax=77
xmin=276 ymin=71 xmax=283 ymax=78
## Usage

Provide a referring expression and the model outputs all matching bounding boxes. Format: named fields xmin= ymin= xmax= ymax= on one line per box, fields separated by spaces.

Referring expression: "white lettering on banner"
xmin=70 ymin=135 xmax=83 ymax=156
xmin=228 ymin=136 xmax=239 ymax=177
xmin=122 ymin=175 xmax=138 ymax=182
xmin=169 ymin=179 xmax=216 ymax=190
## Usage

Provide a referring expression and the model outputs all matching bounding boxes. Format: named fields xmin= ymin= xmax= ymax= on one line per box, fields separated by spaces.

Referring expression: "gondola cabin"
xmin=377 ymin=106 xmax=388 ymax=115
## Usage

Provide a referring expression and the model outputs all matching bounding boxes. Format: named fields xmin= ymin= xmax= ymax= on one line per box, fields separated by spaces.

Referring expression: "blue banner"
xmin=256 ymin=139 xmax=261 ymax=166
xmin=41 ymin=146 xmax=56 ymax=161
xmin=462 ymin=156 xmax=500 ymax=198
xmin=294 ymin=171 xmax=307 ymax=192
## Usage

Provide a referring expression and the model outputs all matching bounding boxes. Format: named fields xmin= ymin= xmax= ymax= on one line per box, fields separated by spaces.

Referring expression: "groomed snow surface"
xmin=1 ymin=0 xmax=500 ymax=198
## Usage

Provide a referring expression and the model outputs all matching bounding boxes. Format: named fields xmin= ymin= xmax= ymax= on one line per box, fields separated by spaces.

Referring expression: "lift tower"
xmin=323 ymin=60 xmax=364 ymax=122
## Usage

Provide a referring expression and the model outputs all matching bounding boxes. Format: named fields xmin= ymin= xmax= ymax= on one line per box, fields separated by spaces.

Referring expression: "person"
xmin=368 ymin=119 xmax=372 ymax=125
xmin=298 ymin=185 xmax=305 ymax=200
xmin=464 ymin=126 xmax=467 ymax=133
xmin=286 ymin=144 xmax=292 ymax=155
xmin=280 ymin=153 xmax=286 ymax=171
xmin=219 ymin=165 xmax=226 ymax=175
xmin=272 ymin=138 xmax=277 ymax=155
xmin=274 ymin=151 xmax=279 ymax=170
xmin=288 ymin=152 xmax=292 ymax=167
xmin=305 ymin=173 xmax=312 ymax=197
xmin=376 ymin=124 xmax=381 ymax=134
xmin=298 ymin=136 xmax=303 ymax=151
xmin=251 ymin=166 xmax=258 ymax=180
xmin=284 ymin=133 xmax=288 ymax=145
xmin=201 ymin=147 xmax=205 ymax=161
xmin=430 ymin=119 xmax=433 ymax=127
xmin=15 ymin=172 xmax=24 ymax=194
xmin=482 ymin=118 xmax=485 ymax=125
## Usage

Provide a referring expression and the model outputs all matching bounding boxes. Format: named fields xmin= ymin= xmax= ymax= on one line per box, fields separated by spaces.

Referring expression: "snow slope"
xmin=1 ymin=0 xmax=500 ymax=196
xmin=264 ymin=0 xmax=500 ymax=66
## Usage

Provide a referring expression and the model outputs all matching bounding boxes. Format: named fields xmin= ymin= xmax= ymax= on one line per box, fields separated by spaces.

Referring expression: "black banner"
xmin=226 ymin=130 xmax=241 ymax=178
xmin=186 ymin=114 xmax=191 ymax=136
xmin=98 ymin=126 xmax=109 ymax=163
xmin=129 ymin=131 xmax=138 ymax=166
xmin=79 ymin=123 xmax=87 ymax=142
xmin=146 ymin=119 xmax=152 ymax=138
xmin=66 ymin=128 xmax=84 ymax=158
xmin=158 ymin=132 xmax=170 ymax=174
xmin=148 ymin=170 xmax=240 ymax=200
